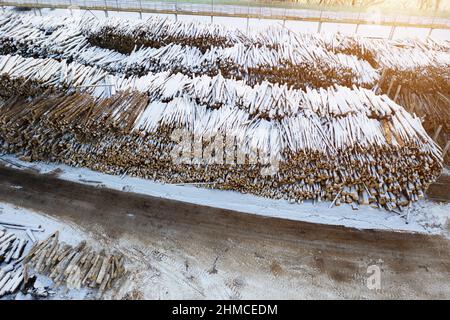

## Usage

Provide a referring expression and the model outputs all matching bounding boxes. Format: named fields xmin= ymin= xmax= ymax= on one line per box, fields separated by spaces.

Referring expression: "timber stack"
xmin=0 ymin=227 xmax=125 ymax=299
xmin=0 ymin=228 xmax=29 ymax=298
xmin=329 ymin=34 xmax=450 ymax=162
xmin=0 ymin=12 xmax=446 ymax=210
xmin=24 ymin=232 xmax=125 ymax=298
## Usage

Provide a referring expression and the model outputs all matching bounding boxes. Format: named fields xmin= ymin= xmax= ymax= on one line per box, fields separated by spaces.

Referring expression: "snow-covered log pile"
xmin=324 ymin=34 xmax=449 ymax=96
xmin=0 ymin=228 xmax=29 ymax=298
xmin=378 ymin=68 xmax=450 ymax=163
xmin=322 ymin=33 xmax=450 ymax=162
xmin=24 ymin=232 xmax=125 ymax=298
xmin=0 ymin=54 xmax=443 ymax=209
xmin=78 ymin=13 xmax=450 ymax=134
xmin=250 ymin=28 xmax=450 ymax=110
xmin=83 ymin=15 xmax=242 ymax=54
xmin=0 ymin=13 xmax=377 ymax=90
xmin=1 ymin=12 xmax=448 ymax=96
xmin=0 ymin=228 xmax=125 ymax=299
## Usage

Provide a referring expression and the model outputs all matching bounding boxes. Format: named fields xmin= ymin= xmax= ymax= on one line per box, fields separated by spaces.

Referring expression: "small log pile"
xmin=0 ymin=227 xmax=126 ymax=299
xmin=0 ymin=228 xmax=29 ymax=297
xmin=326 ymin=34 xmax=450 ymax=163
xmin=24 ymin=232 xmax=125 ymax=298
xmin=0 ymin=229 xmax=28 ymax=265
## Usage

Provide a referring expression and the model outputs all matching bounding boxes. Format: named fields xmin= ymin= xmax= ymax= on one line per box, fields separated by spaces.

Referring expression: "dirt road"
xmin=0 ymin=165 xmax=449 ymax=299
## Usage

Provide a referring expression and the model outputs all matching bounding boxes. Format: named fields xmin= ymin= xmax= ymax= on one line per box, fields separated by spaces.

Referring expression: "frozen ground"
xmin=0 ymin=154 xmax=449 ymax=236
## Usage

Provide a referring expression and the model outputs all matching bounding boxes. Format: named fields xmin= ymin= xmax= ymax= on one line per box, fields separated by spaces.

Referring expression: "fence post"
xmin=355 ymin=12 xmax=361 ymax=35
xmin=175 ymin=0 xmax=178 ymax=21
xmin=104 ymin=0 xmax=108 ymax=17
xmin=35 ymin=0 xmax=42 ymax=16
xmin=317 ymin=10 xmax=323 ymax=33
xmin=427 ymin=9 xmax=437 ymax=40
xmin=388 ymin=25 xmax=396 ymax=40
xmin=139 ymin=0 xmax=143 ymax=19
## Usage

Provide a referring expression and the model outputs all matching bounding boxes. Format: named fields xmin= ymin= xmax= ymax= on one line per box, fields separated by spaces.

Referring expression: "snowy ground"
xmin=1 ymin=154 xmax=448 ymax=236
xmin=1 ymin=177 xmax=449 ymax=300
xmin=0 ymin=155 xmax=448 ymax=300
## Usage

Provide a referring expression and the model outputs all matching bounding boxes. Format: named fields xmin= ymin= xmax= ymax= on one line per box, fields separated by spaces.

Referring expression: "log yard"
xmin=0 ymin=1 xmax=448 ymax=303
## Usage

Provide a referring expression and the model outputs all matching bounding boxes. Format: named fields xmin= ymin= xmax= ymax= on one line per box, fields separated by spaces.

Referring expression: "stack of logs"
xmin=83 ymin=17 xmax=240 ymax=54
xmin=0 ymin=228 xmax=29 ymax=297
xmin=24 ymin=232 xmax=125 ymax=298
xmin=378 ymin=67 xmax=450 ymax=163
xmin=0 ymin=83 xmax=442 ymax=210
xmin=1 ymin=228 xmax=125 ymax=299
xmin=0 ymin=13 xmax=376 ymax=90
xmin=0 ymin=13 xmax=446 ymax=209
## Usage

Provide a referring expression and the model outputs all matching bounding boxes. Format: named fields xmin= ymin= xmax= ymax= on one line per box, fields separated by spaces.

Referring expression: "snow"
xmin=213 ymin=16 xmax=248 ymax=32
xmin=393 ymin=27 xmax=430 ymax=40
xmin=177 ymin=14 xmax=212 ymax=24
xmin=431 ymin=29 xmax=450 ymax=41
xmin=0 ymin=202 xmax=87 ymax=246
xmin=248 ymin=18 xmax=281 ymax=33
xmin=321 ymin=22 xmax=357 ymax=35
xmin=1 ymin=154 xmax=448 ymax=235
xmin=356 ymin=24 xmax=391 ymax=38
xmin=107 ymin=10 xmax=141 ymax=20
xmin=443 ymin=166 xmax=450 ymax=176
xmin=284 ymin=20 xmax=319 ymax=34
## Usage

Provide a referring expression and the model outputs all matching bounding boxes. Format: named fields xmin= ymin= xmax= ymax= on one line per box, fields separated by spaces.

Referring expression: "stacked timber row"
xmin=79 ymin=16 xmax=450 ymax=157
xmin=377 ymin=67 xmax=449 ymax=162
xmin=0 ymin=54 xmax=443 ymax=210
xmin=329 ymin=35 xmax=450 ymax=161
xmin=0 ymin=13 xmax=377 ymax=90
xmin=1 ymin=14 xmax=446 ymax=153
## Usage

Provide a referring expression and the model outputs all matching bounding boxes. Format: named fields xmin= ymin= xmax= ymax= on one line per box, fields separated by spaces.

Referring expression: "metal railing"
xmin=1 ymin=0 xmax=449 ymax=29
